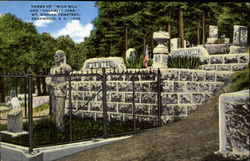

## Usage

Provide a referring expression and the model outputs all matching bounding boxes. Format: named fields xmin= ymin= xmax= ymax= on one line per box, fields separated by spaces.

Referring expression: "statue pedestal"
xmin=0 ymin=109 xmax=28 ymax=138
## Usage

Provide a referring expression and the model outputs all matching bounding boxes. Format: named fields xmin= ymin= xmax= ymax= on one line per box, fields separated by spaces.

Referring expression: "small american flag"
xmin=143 ymin=44 xmax=149 ymax=67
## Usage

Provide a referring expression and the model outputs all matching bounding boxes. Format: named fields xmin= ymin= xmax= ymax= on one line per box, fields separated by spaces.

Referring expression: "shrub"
xmin=33 ymin=103 xmax=49 ymax=113
xmin=124 ymin=54 xmax=144 ymax=68
xmin=167 ymin=55 xmax=202 ymax=69
xmin=229 ymin=66 xmax=249 ymax=92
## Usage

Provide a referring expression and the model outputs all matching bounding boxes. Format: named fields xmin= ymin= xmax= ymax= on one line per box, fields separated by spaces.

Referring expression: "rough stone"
xmin=180 ymin=71 xmax=192 ymax=81
xmin=217 ymin=65 xmax=231 ymax=71
xmin=186 ymin=82 xmax=199 ymax=92
xmin=82 ymin=57 xmax=126 ymax=69
xmin=162 ymin=94 xmax=178 ymax=104
xmin=174 ymin=82 xmax=185 ymax=92
xmin=118 ymin=82 xmax=133 ymax=92
xmin=107 ymin=103 xmax=117 ymax=112
xmin=229 ymin=45 xmax=246 ymax=54
xmin=224 ymin=56 xmax=238 ymax=64
xmin=126 ymin=48 xmax=138 ymax=60
xmin=205 ymin=73 xmax=216 ymax=82
xmin=110 ymin=93 xmax=123 ymax=102
xmin=179 ymin=94 xmax=191 ymax=104
xmin=135 ymin=105 xmax=150 ymax=115
xmin=218 ymin=90 xmax=249 ymax=159
xmin=211 ymin=57 xmax=223 ymax=64
xmin=89 ymin=102 xmax=102 ymax=111
xmin=203 ymin=44 xmax=231 ymax=54
xmin=141 ymin=93 xmax=157 ymax=104
xmin=170 ymin=47 xmax=209 ymax=57
xmin=192 ymin=93 xmax=205 ymax=103
xmin=7 ymin=109 xmax=23 ymax=133
xmin=233 ymin=25 xmax=248 ymax=46
xmin=193 ymin=72 xmax=204 ymax=82
xmin=78 ymin=101 xmax=89 ymax=111
xmin=124 ymin=93 xmax=140 ymax=103
xmin=118 ymin=104 xmax=132 ymax=114
xmin=106 ymin=82 xmax=117 ymax=91
xmin=162 ymin=82 xmax=174 ymax=92
xmin=161 ymin=70 xmax=179 ymax=81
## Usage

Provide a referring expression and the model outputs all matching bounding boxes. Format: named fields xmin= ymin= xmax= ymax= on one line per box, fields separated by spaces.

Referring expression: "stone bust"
xmin=46 ymin=50 xmax=71 ymax=131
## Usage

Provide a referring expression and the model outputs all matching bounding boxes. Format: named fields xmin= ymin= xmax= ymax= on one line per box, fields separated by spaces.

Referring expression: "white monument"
xmin=152 ymin=31 xmax=169 ymax=68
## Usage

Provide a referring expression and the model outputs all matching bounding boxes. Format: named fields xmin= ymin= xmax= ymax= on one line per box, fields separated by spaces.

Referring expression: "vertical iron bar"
xmin=68 ymin=74 xmax=73 ymax=142
xmin=157 ymin=69 xmax=162 ymax=127
xmin=102 ymin=68 xmax=107 ymax=139
xmin=24 ymin=76 xmax=27 ymax=118
xmin=132 ymin=74 xmax=136 ymax=131
xmin=28 ymin=73 xmax=33 ymax=154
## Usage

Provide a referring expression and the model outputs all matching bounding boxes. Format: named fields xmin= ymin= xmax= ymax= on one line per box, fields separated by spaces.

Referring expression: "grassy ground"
xmin=56 ymin=83 xmax=247 ymax=161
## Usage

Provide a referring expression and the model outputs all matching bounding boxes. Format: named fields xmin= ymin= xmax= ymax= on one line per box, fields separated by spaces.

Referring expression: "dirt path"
xmin=56 ymin=85 xmax=231 ymax=161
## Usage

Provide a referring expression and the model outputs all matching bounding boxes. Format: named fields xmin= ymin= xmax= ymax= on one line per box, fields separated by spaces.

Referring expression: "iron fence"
xmin=0 ymin=68 xmax=162 ymax=153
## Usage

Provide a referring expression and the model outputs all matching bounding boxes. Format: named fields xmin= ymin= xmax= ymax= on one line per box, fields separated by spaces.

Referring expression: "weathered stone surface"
xmin=124 ymin=75 xmax=139 ymax=81
xmin=229 ymin=46 xmax=246 ymax=54
xmin=179 ymin=94 xmax=191 ymax=104
xmin=107 ymin=103 xmax=117 ymax=112
xmin=205 ymin=73 xmax=216 ymax=82
xmin=232 ymin=65 xmax=247 ymax=71
xmin=138 ymin=83 xmax=150 ymax=92
xmin=7 ymin=109 xmax=23 ymax=133
xmin=210 ymin=83 xmax=224 ymax=92
xmin=161 ymin=70 xmax=179 ymax=81
xmin=78 ymin=83 xmax=89 ymax=91
xmin=141 ymin=93 xmax=157 ymax=103
xmin=109 ymin=114 xmax=123 ymax=121
xmin=89 ymin=82 xmax=101 ymax=91
xmin=199 ymin=83 xmax=210 ymax=92
xmin=106 ymin=82 xmax=117 ymax=91
xmin=162 ymin=105 xmax=186 ymax=116
xmin=218 ymin=90 xmax=250 ymax=159
xmin=150 ymin=105 xmax=158 ymax=116
xmin=233 ymin=25 xmax=248 ymax=46
xmin=217 ymin=65 xmax=231 ymax=71
xmin=238 ymin=55 xmax=249 ymax=63
xmin=225 ymin=56 xmax=238 ymax=64
xmin=216 ymin=73 xmax=232 ymax=82
xmin=192 ymin=93 xmax=205 ymax=103
xmin=135 ymin=105 xmax=149 ymax=115
xmin=82 ymin=57 xmax=126 ymax=69
xmin=118 ymin=104 xmax=132 ymax=114
xmin=186 ymin=82 xmax=199 ymax=92
xmin=193 ymin=72 xmax=204 ymax=81
xmin=211 ymin=57 xmax=223 ymax=64
xmin=186 ymin=105 xmax=197 ymax=114
xmin=118 ymin=82 xmax=133 ymax=92
xmin=180 ymin=71 xmax=192 ymax=81
xmin=89 ymin=102 xmax=102 ymax=111
xmin=141 ymin=74 xmax=156 ymax=81
xmin=162 ymin=94 xmax=178 ymax=104
xmin=170 ymin=47 xmax=209 ymax=57
xmin=110 ymin=93 xmax=123 ymax=102
xmin=78 ymin=101 xmax=88 ymax=111
xmin=174 ymin=82 xmax=185 ymax=92
xmin=73 ymin=92 xmax=83 ymax=100
xmin=124 ymin=93 xmax=140 ymax=103
xmin=204 ymin=44 xmax=231 ymax=54
xmin=208 ymin=25 xmax=218 ymax=38
xmin=162 ymin=82 xmax=174 ymax=92
xmin=110 ymin=75 xmax=124 ymax=81
xmin=126 ymin=48 xmax=138 ymax=60
xmin=81 ymin=76 xmax=94 ymax=81
xmin=84 ymin=92 xmax=96 ymax=101
xmin=202 ymin=65 xmax=217 ymax=71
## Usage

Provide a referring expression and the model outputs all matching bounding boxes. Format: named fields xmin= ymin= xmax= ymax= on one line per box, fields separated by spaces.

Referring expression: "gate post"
xmin=102 ymin=68 xmax=108 ymax=138
xmin=132 ymin=73 xmax=136 ymax=131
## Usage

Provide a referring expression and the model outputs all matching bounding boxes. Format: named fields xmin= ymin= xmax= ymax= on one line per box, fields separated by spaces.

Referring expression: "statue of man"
xmin=46 ymin=50 xmax=71 ymax=131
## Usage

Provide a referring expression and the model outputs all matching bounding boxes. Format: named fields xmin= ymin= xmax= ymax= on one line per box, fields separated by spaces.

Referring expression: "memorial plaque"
xmin=170 ymin=47 xmax=209 ymax=57
xmin=82 ymin=57 xmax=126 ymax=69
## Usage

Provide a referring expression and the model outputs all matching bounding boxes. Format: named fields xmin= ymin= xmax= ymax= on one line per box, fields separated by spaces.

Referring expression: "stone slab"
xmin=170 ymin=47 xmax=209 ymax=57
xmin=82 ymin=57 xmax=126 ymax=69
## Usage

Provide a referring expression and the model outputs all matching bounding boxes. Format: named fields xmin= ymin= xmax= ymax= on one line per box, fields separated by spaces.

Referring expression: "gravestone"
xmin=126 ymin=48 xmax=138 ymax=60
xmin=82 ymin=57 xmax=126 ymax=69
xmin=152 ymin=31 xmax=169 ymax=68
xmin=233 ymin=25 xmax=248 ymax=46
xmin=170 ymin=38 xmax=187 ymax=50
xmin=7 ymin=109 xmax=23 ymax=133
xmin=206 ymin=25 xmax=218 ymax=44
xmin=170 ymin=47 xmax=209 ymax=57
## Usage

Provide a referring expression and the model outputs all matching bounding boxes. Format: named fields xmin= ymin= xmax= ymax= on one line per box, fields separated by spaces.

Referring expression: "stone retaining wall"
xmin=201 ymin=53 xmax=249 ymax=71
xmin=66 ymin=68 xmax=233 ymax=124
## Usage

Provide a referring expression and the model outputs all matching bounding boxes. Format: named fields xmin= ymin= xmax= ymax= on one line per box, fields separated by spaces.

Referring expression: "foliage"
xmin=33 ymin=103 xmax=49 ymax=113
xmin=124 ymin=54 xmax=144 ymax=68
xmin=229 ymin=66 xmax=249 ymax=92
xmin=167 ymin=55 xmax=202 ymax=69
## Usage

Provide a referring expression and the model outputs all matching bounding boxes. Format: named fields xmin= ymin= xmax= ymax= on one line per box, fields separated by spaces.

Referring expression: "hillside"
xmin=56 ymin=82 xmax=246 ymax=161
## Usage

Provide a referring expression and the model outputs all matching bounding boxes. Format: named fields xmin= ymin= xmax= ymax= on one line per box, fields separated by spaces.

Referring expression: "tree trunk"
xmin=0 ymin=77 xmax=5 ymax=102
xmin=178 ymin=8 xmax=184 ymax=48
xmin=197 ymin=26 xmax=200 ymax=45
xmin=36 ymin=77 xmax=42 ymax=96
xmin=202 ymin=11 xmax=206 ymax=46
xmin=125 ymin=28 xmax=128 ymax=57
xmin=168 ymin=23 xmax=172 ymax=53
xmin=41 ymin=77 xmax=47 ymax=95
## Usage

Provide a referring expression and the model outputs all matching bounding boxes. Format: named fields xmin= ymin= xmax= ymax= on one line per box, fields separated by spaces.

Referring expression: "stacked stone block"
xmin=201 ymin=53 xmax=249 ymax=71
xmin=65 ymin=68 xmax=233 ymax=124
